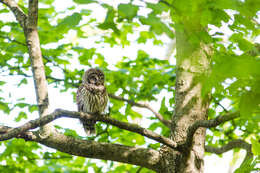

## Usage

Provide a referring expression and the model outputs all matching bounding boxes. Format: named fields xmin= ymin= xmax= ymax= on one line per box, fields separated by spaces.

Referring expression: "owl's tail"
xmin=81 ymin=119 xmax=96 ymax=136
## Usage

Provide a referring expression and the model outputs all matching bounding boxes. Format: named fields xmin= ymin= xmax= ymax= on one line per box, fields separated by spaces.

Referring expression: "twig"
xmin=27 ymin=156 xmax=72 ymax=161
xmin=109 ymin=94 xmax=171 ymax=128
xmin=205 ymin=139 xmax=253 ymax=169
xmin=0 ymin=35 xmax=26 ymax=46
xmin=0 ymin=109 xmax=177 ymax=149
xmin=178 ymin=111 xmax=240 ymax=151
xmin=205 ymin=139 xmax=251 ymax=155
xmin=213 ymin=97 xmax=228 ymax=112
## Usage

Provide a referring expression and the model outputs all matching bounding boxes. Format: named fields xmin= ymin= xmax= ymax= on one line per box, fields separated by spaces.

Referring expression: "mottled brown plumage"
xmin=77 ymin=68 xmax=108 ymax=135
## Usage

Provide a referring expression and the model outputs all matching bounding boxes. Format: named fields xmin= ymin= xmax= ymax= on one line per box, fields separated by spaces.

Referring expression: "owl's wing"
xmin=76 ymin=84 xmax=85 ymax=112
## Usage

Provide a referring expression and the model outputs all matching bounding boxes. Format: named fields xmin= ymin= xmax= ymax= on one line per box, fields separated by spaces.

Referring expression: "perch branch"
xmin=0 ymin=126 xmax=162 ymax=172
xmin=109 ymin=94 xmax=171 ymax=128
xmin=0 ymin=109 xmax=177 ymax=149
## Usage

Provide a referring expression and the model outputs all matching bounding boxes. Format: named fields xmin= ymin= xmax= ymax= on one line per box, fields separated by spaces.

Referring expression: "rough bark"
xmin=169 ymin=26 xmax=212 ymax=172
xmin=26 ymin=0 xmax=52 ymax=136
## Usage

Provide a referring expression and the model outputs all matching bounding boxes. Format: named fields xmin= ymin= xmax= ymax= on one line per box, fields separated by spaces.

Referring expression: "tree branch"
xmin=108 ymin=94 xmax=171 ymax=128
xmin=0 ymin=0 xmax=27 ymax=29
xmin=205 ymin=139 xmax=253 ymax=169
xmin=178 ymin=111 xmax=240 ymax=151
xmin=205 ymin=139 xmax=251 ymax=155
xmin=0 ymin=126 xmax=163 ymax=172
xmin=0 ymin=109 xmax=177 ymax=149
xmin=0 ymin=35 xmax=27 ymax=46
xmin=37 ymin=131 xmax=163 ymax=172
xmin=28 ymin=0 xmax=38 ymax=28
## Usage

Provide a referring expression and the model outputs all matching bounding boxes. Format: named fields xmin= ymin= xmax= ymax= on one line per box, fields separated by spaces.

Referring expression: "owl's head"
xmin=83 ymin=68 xmax=105 ymax=86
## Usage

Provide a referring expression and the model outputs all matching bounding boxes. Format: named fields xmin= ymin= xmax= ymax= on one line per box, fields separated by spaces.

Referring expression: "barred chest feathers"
xmin=81 ymin=85 xmax=108 ymax=114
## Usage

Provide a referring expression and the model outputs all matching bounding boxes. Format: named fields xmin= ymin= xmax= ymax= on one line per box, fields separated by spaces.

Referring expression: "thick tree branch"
xmin=109 ymin=94 xmax=171 ymax=128
xmin=36 ymin=131 xmax=163 ymax=172
xmin=178 ymin=111 xmax=240 ymax=151
xmin=0 ymin=109 xmax=177 ymax=149
xmin=0 ymin=126 xmax=163 ymax=172
xmin=205 ymin=139 xmax=253 ymax=169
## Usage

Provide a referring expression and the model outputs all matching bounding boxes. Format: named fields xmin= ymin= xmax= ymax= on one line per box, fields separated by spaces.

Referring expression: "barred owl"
xmin=77 ymin=68 xmax=108 ymax=135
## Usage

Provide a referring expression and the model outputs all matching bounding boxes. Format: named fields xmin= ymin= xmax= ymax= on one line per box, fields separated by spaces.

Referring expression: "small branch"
xmin=27 ymin=156 xmax=72 ymax=161
xmin=213 ymin=97 xmax=228 ymax=112
xmin=109 ymin=94 xmax=171 ymax=128
xmin=0 ymin=125 xmax=37 ymax=141
xmin=205 ymin=139 xmax=253 ymax=169
xmin=0 ymin=109 xmax=177 ymax=149
xmin=178 ymin=111 xmax=240 ymax=151
xmin=0 ymin=35 xmax=27 ymax=46
xmin=205 ymin=139 xmax=251 ymax=155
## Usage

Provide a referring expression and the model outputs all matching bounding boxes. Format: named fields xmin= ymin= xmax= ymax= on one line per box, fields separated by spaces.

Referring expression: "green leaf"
xmin=147 ymin=2 xmax=168 ymax=14
xmin=57 ymin=12 xmax=82 ymax=28
xmin=28 ymin=105 xmax=38 ymax=113
xmin=229 ymin=33 xmax=254 ymax=52
xmin=95 ymin=53 xmax=108 ymax=68
xmin=16 ymin=103 xmax=29 ymax=108
xmin=78 ymin=48 xmax=96 ymax=65
xmin=139 ymin=14 xmax=174 ymax=38
xmin=0 ymin=101 xmax=10 ymax=113
xmin=118 ymin=3 xmax=139 ymax=22
xmin=15 ymin=111 xmax=27 ymax=122
xmin=98 ymin=8 xmax=120 ymax=34
xmin=251 ymin=138 xmax=260 ymax=155
xmin=240 ymin=91 xmax=260 ymax=118
xmin=64 ymin=128 xmax=79 ymax=137
xmin=0 ymin=81 xmax=6 ymax=85
xmin=73 ymin=0 xmax=97 ymax=4
xmin=17 ymin=78 xmax=27 ymax=87
xmin=159 ymin=97 xmax=167 ymax=114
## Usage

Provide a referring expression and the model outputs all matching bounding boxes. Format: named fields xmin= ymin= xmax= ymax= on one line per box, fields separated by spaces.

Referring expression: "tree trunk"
xmin=25 ymin=0 xmax=52 ymax=136
xmin=160 ymin=26 xmax=211 ymax=172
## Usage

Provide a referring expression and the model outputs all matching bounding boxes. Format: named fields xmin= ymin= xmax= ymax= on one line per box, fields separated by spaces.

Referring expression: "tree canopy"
xmin=0 ymin=0 xmax=259 ymax=172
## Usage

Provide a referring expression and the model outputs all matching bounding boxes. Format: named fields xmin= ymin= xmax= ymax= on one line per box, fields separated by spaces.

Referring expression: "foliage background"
xmin=0 ymin=0 xmax=259 ymax=172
